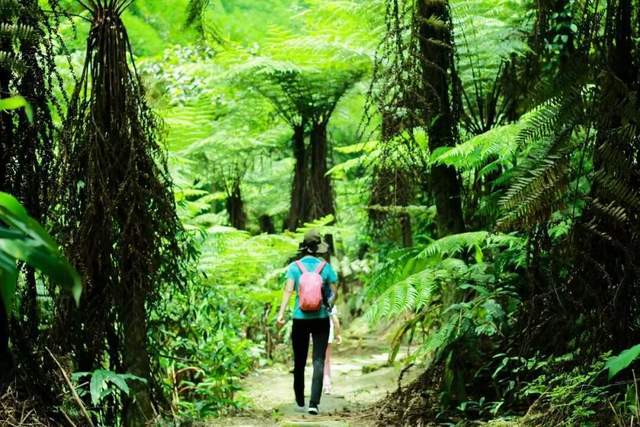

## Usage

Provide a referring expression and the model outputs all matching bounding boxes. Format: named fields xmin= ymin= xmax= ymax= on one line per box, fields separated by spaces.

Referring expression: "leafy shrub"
xmin=151 ymin=278 xmax=256 ymax=419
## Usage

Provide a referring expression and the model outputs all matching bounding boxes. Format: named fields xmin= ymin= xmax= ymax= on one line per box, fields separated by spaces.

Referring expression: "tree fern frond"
xmin=514 ymin=98 xmax=562 ymax=149
xmin=593 ymin=170 xmax=640 ymax=211
xmin=0 ymin=51 xmax=24 ymax=74
xmin=589 ymin=200 xmax=629 ymax=228
xmin=417 ymin=231 xmax=490 ymax=259
xmin=185 ymin=0 xmax=210 ymax=29
xmin=365 ymin=266 xmax=449 ymax=322
xmin=498 ymin=155 xmax=570 ymax=229
xmin=0 ymin=23 xmax=36 ymax=42
xmin=432 ymin=122 xmax=521 ymax=170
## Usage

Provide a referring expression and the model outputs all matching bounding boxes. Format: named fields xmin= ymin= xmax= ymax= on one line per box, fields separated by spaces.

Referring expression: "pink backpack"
xmin=296 ymin=260 xmax=327 ymax=312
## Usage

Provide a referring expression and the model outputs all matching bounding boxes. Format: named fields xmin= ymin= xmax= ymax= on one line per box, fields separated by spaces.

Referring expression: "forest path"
xmin=207 ymin=321 xmax=420 ymax=426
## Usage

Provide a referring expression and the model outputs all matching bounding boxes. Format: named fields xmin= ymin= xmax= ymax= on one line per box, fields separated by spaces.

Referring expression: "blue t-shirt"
xmin=286 ymin=256 xmax=338 ymax=319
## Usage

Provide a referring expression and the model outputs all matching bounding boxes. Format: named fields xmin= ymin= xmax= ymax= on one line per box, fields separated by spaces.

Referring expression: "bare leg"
xmin=323 ymin=344 xmax=332 ymax=392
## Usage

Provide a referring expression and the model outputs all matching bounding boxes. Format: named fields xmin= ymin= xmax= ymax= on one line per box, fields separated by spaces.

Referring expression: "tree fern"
xmin=451 ymin=0 xmax=532 ymax=133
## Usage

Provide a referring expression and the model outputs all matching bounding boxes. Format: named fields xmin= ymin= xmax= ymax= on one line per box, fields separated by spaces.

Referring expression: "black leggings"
xmin=291 ymin=317 xmax=330 ymax=407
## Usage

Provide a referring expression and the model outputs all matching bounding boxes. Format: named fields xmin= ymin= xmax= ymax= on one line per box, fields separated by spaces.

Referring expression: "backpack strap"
xmin=315 ymin=261 xmax=327 ymax=274
xmin=295 ymin=260 xmax=307 ymax=274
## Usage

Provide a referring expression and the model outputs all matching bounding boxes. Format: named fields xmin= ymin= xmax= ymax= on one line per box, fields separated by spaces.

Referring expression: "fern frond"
xmin=432 ymin=122 xmax=521 ymax=170
xmin=588 ymin=200 xmax=629 ymax=228
xmin=0 ymin=51 xmax=24 ymax=74
xmin=514 ymin=99 xmax=562 ymax=149
xmin=498 ymin=154 xmax=570 ymax=229
xmin=0 ymin=23 xmax=36 ymax=42
xmin=592 ymin=170 xmax=640 ymax=211
xmin=417 ymin=231 xmax=490 ymax=259
xmin=365 ymin=266 xmax=449 ymax=322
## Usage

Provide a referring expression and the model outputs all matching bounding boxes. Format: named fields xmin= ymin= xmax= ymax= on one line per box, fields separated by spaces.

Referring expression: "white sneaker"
xmin=308 ymin=406 xmax=319 ymax=415
xmin=294 ymin=404 xmax=306 ymax=413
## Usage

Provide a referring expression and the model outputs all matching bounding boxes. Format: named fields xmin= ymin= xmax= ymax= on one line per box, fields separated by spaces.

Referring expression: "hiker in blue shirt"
xmin=276 ymin=230 xmax=338 ymax=416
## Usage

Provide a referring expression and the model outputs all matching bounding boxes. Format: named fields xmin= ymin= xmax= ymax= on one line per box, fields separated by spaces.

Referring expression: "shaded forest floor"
xmin=205 ymin=321 xmax=421 ymax=426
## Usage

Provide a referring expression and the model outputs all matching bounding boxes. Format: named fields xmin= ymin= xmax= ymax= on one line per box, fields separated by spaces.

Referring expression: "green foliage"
xmin=149 ymin=223 xmax=300 ymax=418
xmin=8 ymin=0 xmax=638 ymax=425
xmin=521 ymin=356 xmax=613 ymax=426
xmin=0 ymin=96 xmax=32 ymax=121
xmin=0 ymin=192 xmax=81 ymax=314
xmin=452 ymin=0 xmax=531 ymax=131
xmin=151 ymin=278 xmax=256 ymax=419
xmin=199 ymin=228 xmax=298 ymax=287
xmin=606 ymin=344 xmax=640 ymax=380
xmin=72 ymin=370 xmax=146 ymax=406
xmin=365 ymin=230 xmax=525 ymax=398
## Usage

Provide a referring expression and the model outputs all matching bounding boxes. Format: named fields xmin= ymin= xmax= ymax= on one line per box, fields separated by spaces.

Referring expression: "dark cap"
xmin=303 ymin=229 xmax=329 ymax=254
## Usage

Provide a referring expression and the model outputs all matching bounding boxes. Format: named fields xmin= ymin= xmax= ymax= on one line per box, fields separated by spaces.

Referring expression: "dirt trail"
xmin=207 ymin=322 xmax=419 ymax=426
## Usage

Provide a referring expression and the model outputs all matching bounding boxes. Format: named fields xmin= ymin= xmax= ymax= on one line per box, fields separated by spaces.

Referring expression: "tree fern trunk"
xmin=259 ymin=215 xmax=276 ymax=234
xmin=417 ymin=0 xmax=465 ymax=236
xmin=226 ymin=180 xmax=247 ymax=230
xmin=121 ymin=294 xmax=155 ymax=426
xmin=286 ymin=123 xmax=307 ymax=231
xmin=308 ymin=121 xmax=335 ymax=221
xmin=0 ymin=28 xmax=13 ymax=390
xmin=400 ymin=214 xmax=413 ymax=247
xmin=0 ymin=301 xmax=12 ymax=390
xmin=588 ymin=0 xmax=639 ymax=350
xmin=0 ymin=37 xmax=13 ymax=193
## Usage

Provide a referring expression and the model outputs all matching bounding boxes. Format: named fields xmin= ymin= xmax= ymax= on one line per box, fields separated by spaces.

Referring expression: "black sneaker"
xmin=308 ymin=406 xmax=319 ymax=415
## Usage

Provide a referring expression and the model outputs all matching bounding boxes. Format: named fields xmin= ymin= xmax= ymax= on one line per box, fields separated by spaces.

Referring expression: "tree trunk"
xmin=0 ymin=33 xmax=13 ymax=391
xmin=588 ymin=0 xmax=638 ymax=350
xmin=259 ymin=215 xmax=275 ymax=234
xmin=0 ymin=42 xmax=13 ymax=192
xmin=308 ymin=121 xmax=335 ymax=221
xmin=286 ymin=124 xmax=307 ymax=231
xmin=121 ymin=293 xmax=155 ymax=426
xmin=400 ymin=214 xmax=413 ymax=247
xmin=0 ymin=301 xmax=12 ymax=390
xmin=226 ymin=180 xmax=247 ymax=230
xmin=417 ymin=0 xmax=465 ymax=236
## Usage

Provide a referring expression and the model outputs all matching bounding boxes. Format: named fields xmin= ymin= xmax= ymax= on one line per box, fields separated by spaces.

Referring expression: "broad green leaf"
xmin=0 ymin=227 xmax=25 ymax=239
xmin=90 ymin=369 xmax=109 ymax=405
xmin=0 ymin=192 xmax=28 ymax=219
xmin=0 ymin=192 xmax=58 ymax=248
xmin=106 ymin=372 xmax=130 ymax=396
xmin=71 ymin=372 xmax=90 ymax=382
xmin=0 ymin=239 xmax=81 ymax=305
xmin=0 ymin=252 xmax=18 ymax=315
xmin=606 ymin=344 xmax=640 ymax=380
xmin=474 ymin=244 xmax=484 ymax=264
xmin=0 ymin=192 xmax=82 ymax=313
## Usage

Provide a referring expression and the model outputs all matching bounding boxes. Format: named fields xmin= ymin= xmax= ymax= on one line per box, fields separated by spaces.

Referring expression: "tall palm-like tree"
xmin=55 ymin=1 xmax=188 ymax=424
